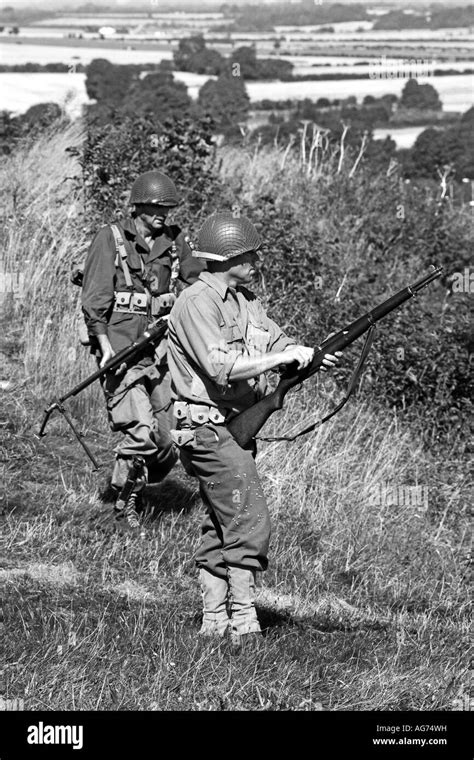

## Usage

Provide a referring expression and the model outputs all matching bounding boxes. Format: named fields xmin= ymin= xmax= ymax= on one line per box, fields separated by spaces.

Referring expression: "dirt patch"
xmin=258 ymin=588 xmax=390 ymax=630
xmin=108 ymin=579 xmax=154 ymax=602
xmin=0 ymin=561 xmax=79 ymax=587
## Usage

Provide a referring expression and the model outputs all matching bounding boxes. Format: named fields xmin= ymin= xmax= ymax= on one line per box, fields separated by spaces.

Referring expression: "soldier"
xmin=81 ymin=170 xmax=203 ymax=527
xmin=167 ymin=212 xmax=341 ymax=646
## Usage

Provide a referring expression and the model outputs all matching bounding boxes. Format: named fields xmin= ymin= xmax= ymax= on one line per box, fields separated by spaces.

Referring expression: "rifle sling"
xmin=257 ymin=325 xmax=376 ymax=442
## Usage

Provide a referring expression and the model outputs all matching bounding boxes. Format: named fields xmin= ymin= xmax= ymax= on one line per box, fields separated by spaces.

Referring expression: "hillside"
xmin=0 ymin=120 xmax=471 ymax=715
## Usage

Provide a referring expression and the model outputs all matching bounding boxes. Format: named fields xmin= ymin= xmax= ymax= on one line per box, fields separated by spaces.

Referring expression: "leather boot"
xmin=198 ymin=568 xmax=230 ymax=637
xmin=227 ymin=566 xmax=262 ymax=646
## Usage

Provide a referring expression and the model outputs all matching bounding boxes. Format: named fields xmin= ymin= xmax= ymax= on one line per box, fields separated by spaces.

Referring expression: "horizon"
xmin=2 ymin=0 xmax=473 ymax=9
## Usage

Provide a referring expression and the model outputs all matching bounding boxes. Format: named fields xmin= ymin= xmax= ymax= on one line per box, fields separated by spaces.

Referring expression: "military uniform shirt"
xmin=81 ymin=217 xmax=203 ymax=352
xmin=167 ymin=271 xmax=295 ymax=414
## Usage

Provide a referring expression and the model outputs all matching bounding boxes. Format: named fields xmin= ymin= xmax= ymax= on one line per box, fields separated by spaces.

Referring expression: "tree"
xmin=231 ymin=45 xmax=293 ymax=80
xmin=22 ymin=102 xmax=62 ymax=130
xmin=123 ymin=71 xmax=192 ymax=121
xmin=231 ymin=45 xmax=258 ymax=79
xmin=197 ymin=69 xmax=250 ymax=131
xmin=85 ymin=59 xmax=137 ymax=105
xmin=405 ymin=109 xmax=474 ymax=180
xmin=399 ymin=79 xmax=442 ymax=111
xmin=173 ymin=35 xmax=225 ymax=75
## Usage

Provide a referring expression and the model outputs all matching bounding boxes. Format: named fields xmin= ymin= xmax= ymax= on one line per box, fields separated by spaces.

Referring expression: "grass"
xmin=0 ymin=121 xmax=470 ymax=713
xmin=1 ymin=363 xmax=470 ymax=711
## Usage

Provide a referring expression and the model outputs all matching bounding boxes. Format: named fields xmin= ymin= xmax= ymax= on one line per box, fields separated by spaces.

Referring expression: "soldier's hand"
xmin=320 ymin=332 xmax=343 ymax=372
xmin=97 ymin=335 xmax=116 ymax=369
xmin=280 ymin=344 xmax=314 ymax=370
xmin=320 ymin=352 xmax=343 ymax=372
xmin=99 ymin=347 xmax=115 ymax=369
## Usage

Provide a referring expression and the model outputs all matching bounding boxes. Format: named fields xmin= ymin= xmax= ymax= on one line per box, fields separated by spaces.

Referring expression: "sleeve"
xmin=255 ymin=299 xmax=297 ymax=353
xmin=170 ymin=297 xmax=241 ymax=388
xmin=81 ymin=226 xmax=116 ymax=337
xmin=174 ymin=229 xmax=205 ymax=285
xmin=265 ymin=315 xmax=297 ymax=353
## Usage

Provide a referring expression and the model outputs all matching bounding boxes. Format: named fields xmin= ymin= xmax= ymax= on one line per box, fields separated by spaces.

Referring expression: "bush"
xmin=85 ymin=58 xmax=137 ymax=105
xmin=197 ymin=70 xmax=250 ymax=130
xmin=404 ymin=108 xmax=474 ymax=180
xmin=0 ymin=103 xmax=65 ymax=154
xmin=218 ymin=144 xmax=472 ymax=450
xmin=85 ymin=59 xmax=194 ymax=126
xmin=81 ymin=112 xmax=221 ymax=228
xmin=173 ymin=34 xmax=225 ymax=75
xmin=399 ymin=79 xmax=442 ymax=112
xmin=122 ymin=71 xmax=192 ymax=120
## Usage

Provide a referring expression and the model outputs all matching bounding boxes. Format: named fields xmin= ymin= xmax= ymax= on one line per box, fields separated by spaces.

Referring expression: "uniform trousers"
xmin=101 ymin=357 xmax=177 ymax=490
xmin=177 ymin=422 xmax=271 ymax=579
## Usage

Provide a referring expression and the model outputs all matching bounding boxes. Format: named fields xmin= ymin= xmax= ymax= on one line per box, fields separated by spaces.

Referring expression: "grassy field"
xmin=0 ymin=124 xmax=470 ymax=714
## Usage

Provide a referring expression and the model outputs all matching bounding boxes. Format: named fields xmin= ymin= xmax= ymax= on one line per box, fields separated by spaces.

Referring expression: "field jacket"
xmin=81 ymin=217 xmax=203 ymax=353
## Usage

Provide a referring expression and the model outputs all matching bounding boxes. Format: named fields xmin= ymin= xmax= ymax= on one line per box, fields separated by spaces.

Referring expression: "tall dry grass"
xmin=0 ymin=121 xmax=97 ymax=411
xmin=1 ymin=122 xmax=470 ymax=712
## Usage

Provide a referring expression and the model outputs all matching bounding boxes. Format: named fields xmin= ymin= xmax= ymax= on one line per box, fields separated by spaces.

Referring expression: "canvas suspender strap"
xmin=110 ymin=223 xmax=146 ymax=289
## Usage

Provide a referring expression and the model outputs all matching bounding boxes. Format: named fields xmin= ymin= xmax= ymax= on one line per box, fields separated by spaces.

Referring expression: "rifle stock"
xmin=228 ymin=267 xmax=443 ymax=447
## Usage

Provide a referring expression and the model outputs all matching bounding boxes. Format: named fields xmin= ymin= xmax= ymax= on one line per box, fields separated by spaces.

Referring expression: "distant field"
xmin=1 ymin=70 xmax=472 ymax=125
xmin=244 ymin=74 xmax=472 ymax=112
xmin=1 ymin=19 xmax=472 ymax=129
xmin=0 ymin=71 xmax=211 ymax=117
xmin=0 ymin=40 xmax=173 ymax=66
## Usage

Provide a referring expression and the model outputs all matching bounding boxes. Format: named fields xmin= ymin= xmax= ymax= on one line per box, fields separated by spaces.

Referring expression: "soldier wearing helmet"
xmin=167 ymin=211 xmax=341 ymax=646
xmin=81 ymin=170 xmax=204 ymax=527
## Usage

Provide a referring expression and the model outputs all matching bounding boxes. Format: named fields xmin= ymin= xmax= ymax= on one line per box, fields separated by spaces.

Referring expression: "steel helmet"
xmin=129 ymin=170 xmax=179 ymax=206
xmin=193 ymin=211 xmax=262 ymax=261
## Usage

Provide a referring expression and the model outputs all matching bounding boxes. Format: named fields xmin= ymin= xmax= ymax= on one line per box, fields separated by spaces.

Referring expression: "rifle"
xmin=36 ymin=318 xmax=168 ymax=470
xmin=228 ymin=266 xmax=443 ymax=448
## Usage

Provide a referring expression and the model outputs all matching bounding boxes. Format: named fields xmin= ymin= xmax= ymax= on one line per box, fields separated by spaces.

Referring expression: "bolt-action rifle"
xmin=228 ymin=266 xmax=443 ymax=448
xmin=36 ymin=318 xmax=168 ymax=470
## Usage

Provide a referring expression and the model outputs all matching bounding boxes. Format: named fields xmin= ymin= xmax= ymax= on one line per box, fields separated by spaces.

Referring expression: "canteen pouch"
xmin=170 ymin=429 xmax=196 ymax=448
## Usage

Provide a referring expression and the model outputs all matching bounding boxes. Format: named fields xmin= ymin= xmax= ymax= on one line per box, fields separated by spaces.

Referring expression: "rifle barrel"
xmin=228 ymin=266 xmax=443 ymax=447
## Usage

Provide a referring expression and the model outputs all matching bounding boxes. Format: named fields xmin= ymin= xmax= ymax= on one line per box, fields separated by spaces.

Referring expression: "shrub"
xmin=218 ymin=144 xmax=472 ymax=451
xmin=81 ymin=112 xmax=221 ymax=228
xmin=399 ymin=79 xmax=442 ymax=112
xmin=197 ymin=69 xmax=250 ymax=130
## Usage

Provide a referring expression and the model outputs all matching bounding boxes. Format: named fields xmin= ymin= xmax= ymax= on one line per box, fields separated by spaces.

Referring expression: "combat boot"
xmin=227 ymin=566 xmax=262 ymax=648
xmin=198 ymin=568 xmax=230 ymax=638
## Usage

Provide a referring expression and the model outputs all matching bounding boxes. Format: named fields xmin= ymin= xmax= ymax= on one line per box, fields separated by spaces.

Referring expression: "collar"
xmin=120 ymin=217 xmax=174 ymax=260
xmin=198 ymin=271 xmax=231 ymax=300
xmin=120 ymin=217 xmax=138 ymax=238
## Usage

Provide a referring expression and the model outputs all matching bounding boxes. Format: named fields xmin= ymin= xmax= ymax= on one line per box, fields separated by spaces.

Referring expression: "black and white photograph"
xmin=0 ymin=0 xmax=472 ymax=753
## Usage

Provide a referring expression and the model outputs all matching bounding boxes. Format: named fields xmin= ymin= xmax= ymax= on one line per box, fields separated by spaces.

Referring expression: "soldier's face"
xmin=135 ymin=203 xmax=171 ymax=232
xmin=226 ymin=250 xmax=261 ymax=284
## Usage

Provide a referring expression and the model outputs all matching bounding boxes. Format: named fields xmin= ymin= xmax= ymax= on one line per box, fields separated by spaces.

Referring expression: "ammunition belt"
xmin=113 ymin=291 xmax=148 ymax=314
xmin=173 ymin=401 xmax=227 ymax=427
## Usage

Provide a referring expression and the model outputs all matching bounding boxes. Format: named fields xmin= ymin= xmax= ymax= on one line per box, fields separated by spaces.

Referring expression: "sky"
xmin=3 ymin=1 xmax=471 ymax=9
